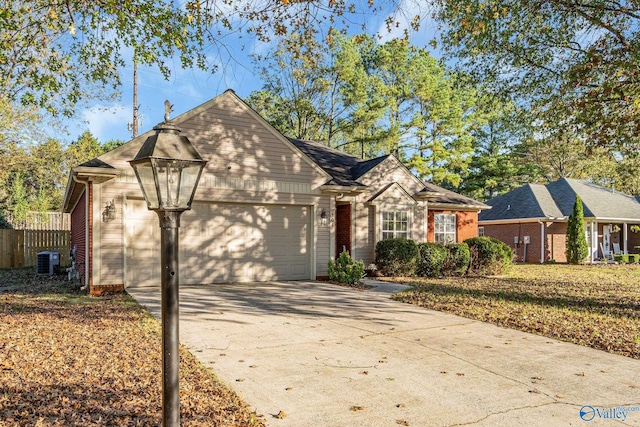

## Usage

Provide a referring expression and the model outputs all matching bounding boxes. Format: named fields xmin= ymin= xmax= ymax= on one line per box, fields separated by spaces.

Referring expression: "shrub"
xmin=613 ymin=254 xmax=627 ymax=264
xmin=442 ymin=243 xmax=470 ymax=276
xmin=465 ymin=236 xmax=513 ymax=275
xmin=416 ymin=243 xmax=447 ymax=277
xmin=375 ymin=238 xmax=418 ymax=277
xmin=328 ymin=250 xmax=365 ymax=285
xmin=613 ymin=254 xmax=640 ymax=264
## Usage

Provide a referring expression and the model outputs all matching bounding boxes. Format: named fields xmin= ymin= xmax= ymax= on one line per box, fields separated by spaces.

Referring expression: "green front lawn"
xmin=387 ymin=264 xmax=640 ymax=359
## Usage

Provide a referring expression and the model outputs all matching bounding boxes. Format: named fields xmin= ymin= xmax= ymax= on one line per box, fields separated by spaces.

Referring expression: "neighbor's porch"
xmin=585 ymin=221 xmax=640 ymax=262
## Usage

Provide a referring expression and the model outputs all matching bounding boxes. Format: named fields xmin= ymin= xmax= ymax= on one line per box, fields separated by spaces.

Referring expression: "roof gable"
xmin=368 ymin=182 xmax=417 ymax=206
xmin=87 ymin=90 xmax=331 ymax=183
xmin=422 ymin=182 xmax=490 ymax=210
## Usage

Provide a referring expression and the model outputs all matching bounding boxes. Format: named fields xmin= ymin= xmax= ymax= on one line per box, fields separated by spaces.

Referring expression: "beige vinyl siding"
xmin=352 ymin=157 xmax=428 ymax=266
xmin=101 ymin=92 xmax=329 ymax=190
xmin=97 ymin=180 xmax=128 ymax=287
xmin=93 ymin=91 xmax=331 ymax=286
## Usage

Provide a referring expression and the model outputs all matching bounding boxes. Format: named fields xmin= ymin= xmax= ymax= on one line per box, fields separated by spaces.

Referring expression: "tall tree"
xmin=566 ymin=195 xmax=589 ymax=264
xmin=408 ymin=70 xmax=477 ymax=188
xmin=1 ymin=1 xmax=423 ymax=118
xmin=434 ymin=0 xmax=640 ymax=150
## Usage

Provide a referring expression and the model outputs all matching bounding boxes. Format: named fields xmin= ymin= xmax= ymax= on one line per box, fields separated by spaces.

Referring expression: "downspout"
xmin=72 ymin=173 xmax=90 ymax=287
xmin=538 ymin=220 xmax=545 ymax=263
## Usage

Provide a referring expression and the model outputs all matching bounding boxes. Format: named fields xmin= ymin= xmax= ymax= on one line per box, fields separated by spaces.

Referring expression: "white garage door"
xmin=126 ymin=200 xmax=311 ymax=287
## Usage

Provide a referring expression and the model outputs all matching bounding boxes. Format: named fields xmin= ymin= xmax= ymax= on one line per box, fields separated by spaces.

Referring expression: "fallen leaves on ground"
xmin=0 ymin=269 xmax=265 ymax=427
xmin=389 ymin=264 xmax=640 ymax=359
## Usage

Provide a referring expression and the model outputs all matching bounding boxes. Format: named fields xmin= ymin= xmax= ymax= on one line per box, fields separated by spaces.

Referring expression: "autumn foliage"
xmin=0 ymin=269 xmax=264 ymax=426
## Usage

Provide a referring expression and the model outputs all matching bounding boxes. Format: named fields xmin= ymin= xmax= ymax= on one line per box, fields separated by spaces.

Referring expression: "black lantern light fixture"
xmin=129 ymin=101 xmax=207 ymax=427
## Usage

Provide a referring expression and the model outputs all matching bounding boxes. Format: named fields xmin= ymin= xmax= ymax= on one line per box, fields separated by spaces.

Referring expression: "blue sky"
xmin=60 ymin=1 xmax=432 ymax=145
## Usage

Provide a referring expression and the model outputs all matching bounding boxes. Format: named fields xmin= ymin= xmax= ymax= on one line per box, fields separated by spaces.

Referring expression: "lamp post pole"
xmin=159 ymin=210 xmax=182 ymax=427
xmin=129 ymin=102 xmax=207 ymax=427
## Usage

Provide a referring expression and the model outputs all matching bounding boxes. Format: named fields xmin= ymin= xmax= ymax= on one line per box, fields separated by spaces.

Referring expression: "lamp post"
xmin=129 ymin=103 xmax=207 ymax=427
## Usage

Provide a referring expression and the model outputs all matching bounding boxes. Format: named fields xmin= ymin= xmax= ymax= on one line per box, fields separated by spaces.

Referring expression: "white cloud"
xmin=81 ymin=103 xmax=132 ymax=142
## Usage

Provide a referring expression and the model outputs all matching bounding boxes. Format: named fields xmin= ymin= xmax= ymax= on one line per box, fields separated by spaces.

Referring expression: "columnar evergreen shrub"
xmin=416 ymin=243 xmax=447 ymax=277
xmin=465 ymin=236 xmax=513 ymax=275
xmin=328 ymin=250 xmax=365 ymax=285
xmin=442 ymin=243 xmax=470 ymax=276
xmin=374 ymin=238 xmax=418 ymax=277
xmin=566 ymin=195 xmax=589 ymax=264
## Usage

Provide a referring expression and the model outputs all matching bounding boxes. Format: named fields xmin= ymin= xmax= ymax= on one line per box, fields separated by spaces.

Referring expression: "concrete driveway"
xmin=128 ymin=280 xmax=640 ymax=427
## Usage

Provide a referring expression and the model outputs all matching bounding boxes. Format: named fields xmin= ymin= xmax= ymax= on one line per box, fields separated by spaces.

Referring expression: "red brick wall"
xmin=335 ymin=204 xmax=351 ymax=256
xmin=87 ymin=182 xmax=92 ymax=287
xmin=427 ymin=210 xmax=479 ymax=243
xmin=482 ymin=221 xmax=568 ymax=263
xmin=629 ymin=230 xmax=640 ymax=254
xmin=70 ymin=190 xmax=86 ymax=267
xmin=545 ymin=222 xmax=567 ymax=263
xmin=457 ymin=211 xmax=479 ymax=242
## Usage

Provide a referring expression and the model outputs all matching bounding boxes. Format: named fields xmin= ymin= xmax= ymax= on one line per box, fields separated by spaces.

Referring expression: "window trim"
xmin=380 ymin=210 xmax=411 ymax=240
xmin=434 ymin=213 xmax=457 ymax=244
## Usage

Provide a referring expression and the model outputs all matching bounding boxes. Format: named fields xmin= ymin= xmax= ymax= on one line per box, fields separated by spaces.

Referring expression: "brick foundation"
xmin=90 ymin=283 xmax=125 ymax=296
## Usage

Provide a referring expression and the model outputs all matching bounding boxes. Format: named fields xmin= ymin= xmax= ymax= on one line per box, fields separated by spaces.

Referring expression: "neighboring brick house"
xmin=479 ymin=178 xmax=640 ymax=263
xmin=62 ymin=90 xmax=488 ymax=294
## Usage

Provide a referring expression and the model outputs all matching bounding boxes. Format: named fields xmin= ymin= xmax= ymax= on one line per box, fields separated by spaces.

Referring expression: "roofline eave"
xmin=320 ymin=184 xmax=366 ymax=195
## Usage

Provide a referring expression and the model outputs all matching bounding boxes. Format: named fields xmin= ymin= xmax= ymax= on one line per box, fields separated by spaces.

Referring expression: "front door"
xmin=335 ymin=204 xmax=352 ymax=256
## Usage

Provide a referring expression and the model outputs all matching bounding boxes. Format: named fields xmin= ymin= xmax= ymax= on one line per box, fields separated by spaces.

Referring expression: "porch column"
xmin=623 ymin=223 xmax=628 ymax=254
xmin=539 ymin=220 xmax=545 ymax=263
xmin=592 ymin=222 xmax=598 ymax=262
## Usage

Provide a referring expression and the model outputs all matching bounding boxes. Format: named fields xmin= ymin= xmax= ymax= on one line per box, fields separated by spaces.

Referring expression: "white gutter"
xmin=538 ymin=220 xmax=545 ymax=263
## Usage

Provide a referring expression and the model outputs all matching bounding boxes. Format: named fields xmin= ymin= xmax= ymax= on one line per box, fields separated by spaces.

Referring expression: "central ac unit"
xmin=37 ymin=251 xmax=60 ymax=275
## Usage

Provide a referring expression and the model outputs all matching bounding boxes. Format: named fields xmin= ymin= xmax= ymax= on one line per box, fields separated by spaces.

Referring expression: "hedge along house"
xmin=478 ymin=178 xmax=640 ymax=263
xmin=62 ymin=90 xmax=489 ymax=294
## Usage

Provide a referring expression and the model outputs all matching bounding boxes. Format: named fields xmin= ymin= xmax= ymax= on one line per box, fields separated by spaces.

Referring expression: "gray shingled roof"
xmin=289 ymin=138 xmax=488 ymax=209
xmin=479 ymin=184 xmax=563 ymax=221
xmin=422 ymin=182 xmax=491 ymax=208
xmin=78 ymin=158 xmax=115 ymax=169
xmin=480 ymin=178 xmax=640 ymax=222
xmin=288 ymin=138 xmax=365 ymax=186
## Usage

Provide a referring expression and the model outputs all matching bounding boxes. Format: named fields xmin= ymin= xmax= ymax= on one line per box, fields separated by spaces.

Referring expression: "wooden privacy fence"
xmin=0 ymin=230 xmax=71 ymax=269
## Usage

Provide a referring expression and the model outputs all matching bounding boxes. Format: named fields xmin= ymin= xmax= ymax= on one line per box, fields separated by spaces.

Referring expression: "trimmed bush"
xmin=613 ymin=254 xmax=627 ymax=264
xmin=375 ymin=238 xmax=418 ymax=277
xmin=442 ymin=243 xmax=470 ymax=276
xmin=328 ymin=250 xmax=365 ymax=285
xmin=416 ymin=243 xmax=447 ymax=277
xmin=629 ymin=254 xmax=640 ymax=264
xmin=465 ymin=236 xmax=513 ymax=275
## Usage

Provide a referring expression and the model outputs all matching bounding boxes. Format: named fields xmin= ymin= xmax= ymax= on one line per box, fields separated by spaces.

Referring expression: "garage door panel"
xmin=126 ymin=201 xmax=311 ymax=287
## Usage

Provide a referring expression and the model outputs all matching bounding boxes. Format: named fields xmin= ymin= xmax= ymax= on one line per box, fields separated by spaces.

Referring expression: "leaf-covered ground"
xmin=0 ymin=269 xmax=265 ymax=427
xmin=388 ymin=264 xmax=640 ymax=359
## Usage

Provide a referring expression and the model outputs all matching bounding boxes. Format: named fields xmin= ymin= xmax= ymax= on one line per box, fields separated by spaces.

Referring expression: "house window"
xmin=478 ymin=227 xmax=485 ymax=237
xmin=382 ymin=211 xmax=409 ymax=240
xmin=434 ymin=213 xmax=456 ymax=244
